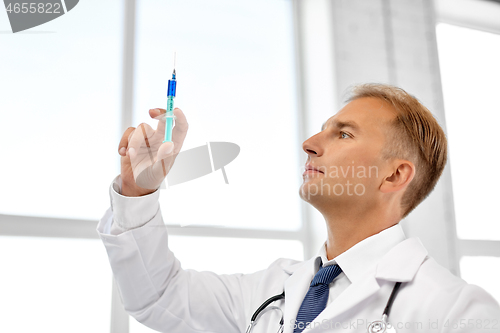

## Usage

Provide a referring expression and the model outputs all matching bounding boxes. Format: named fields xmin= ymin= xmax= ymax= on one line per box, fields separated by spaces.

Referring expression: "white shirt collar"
xmin=315 ymin=223 xmax=406 ymax=283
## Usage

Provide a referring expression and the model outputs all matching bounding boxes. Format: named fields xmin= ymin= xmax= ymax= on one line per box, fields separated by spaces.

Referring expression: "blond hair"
xmin=347 ymin=83 xmax=448 ymax=217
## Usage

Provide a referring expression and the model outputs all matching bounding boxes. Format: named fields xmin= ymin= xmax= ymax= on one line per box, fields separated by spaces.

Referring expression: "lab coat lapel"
xmin=302 ymin=268 xmax=381 ymax=332
xmin=282 ymin=258 xmax=317 ymax=333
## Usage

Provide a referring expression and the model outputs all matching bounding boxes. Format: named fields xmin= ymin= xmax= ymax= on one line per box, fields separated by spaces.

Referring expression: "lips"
xmin=303 ymin=163 xmax=324 ymax=175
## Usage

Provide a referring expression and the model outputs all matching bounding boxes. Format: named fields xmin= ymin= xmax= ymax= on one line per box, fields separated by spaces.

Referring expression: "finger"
xmin=149 ymin=108 xmax=166 ymax=119
xmin=150 ymin=108 xmax=167 ymax=137
xmin=171 ymin=108 xmax=188 ymax=154
xmin=127 ymin=123 xmax=155 ymax=159
xmin=153 ymin=142 xmax=175 ymax=178
xmin=118 ymin=127 xmax=136 ymax=156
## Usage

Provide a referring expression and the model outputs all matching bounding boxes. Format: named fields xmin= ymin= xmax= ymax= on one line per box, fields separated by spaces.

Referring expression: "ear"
xmin=380 ymin=160 xmax=415 ymax=194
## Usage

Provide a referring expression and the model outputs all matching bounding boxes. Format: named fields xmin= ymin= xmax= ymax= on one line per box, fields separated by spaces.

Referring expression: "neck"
xmin=322 ymin=205 xmax=399 ymax=260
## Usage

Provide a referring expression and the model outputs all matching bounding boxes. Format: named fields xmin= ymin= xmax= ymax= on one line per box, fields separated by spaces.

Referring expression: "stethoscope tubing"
xmin=248 ymin=282 xmax=403 ymax=333
xmin=383 ymin=282 xmax=402 ymax=318
xmin=251 ymin=291 xmax=285 ymax=322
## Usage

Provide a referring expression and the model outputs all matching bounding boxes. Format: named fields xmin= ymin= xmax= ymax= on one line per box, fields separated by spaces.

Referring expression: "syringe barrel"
xmin=164 ymin=95 xmax=175 ymax=142
xmin=167 ymin=79 xmax=177 ymax=97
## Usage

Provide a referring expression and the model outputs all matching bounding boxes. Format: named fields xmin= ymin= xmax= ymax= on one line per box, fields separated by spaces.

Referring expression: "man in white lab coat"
xmin=97 ymin=84 xmax=500 ymax=333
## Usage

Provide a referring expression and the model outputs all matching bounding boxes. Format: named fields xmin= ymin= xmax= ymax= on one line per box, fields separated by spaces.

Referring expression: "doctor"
xmin=97 ymin=83 xmax=500 ymax=333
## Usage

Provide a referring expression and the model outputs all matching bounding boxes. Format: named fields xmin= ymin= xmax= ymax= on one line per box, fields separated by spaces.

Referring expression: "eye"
xmin=340 ymin=131 xmax=351 ymax=139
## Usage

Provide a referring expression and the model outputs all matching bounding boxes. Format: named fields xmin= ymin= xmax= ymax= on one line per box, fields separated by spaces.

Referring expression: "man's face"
xmin=299 ymin=97 xmax=397 ymax=210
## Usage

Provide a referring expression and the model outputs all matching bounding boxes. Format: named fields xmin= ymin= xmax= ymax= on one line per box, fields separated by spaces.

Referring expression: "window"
xmin=437 ymin=23 xmax=500 ymax=241
xmin=436 ymin=22 xmax=500 ymax=304
xmin=133 ymin=0 xmax=301 ymax=230
xmin=0 ymin=0 xmax=122 ymax=221
xmin=0 ymin=1 xmax=122 ymax=331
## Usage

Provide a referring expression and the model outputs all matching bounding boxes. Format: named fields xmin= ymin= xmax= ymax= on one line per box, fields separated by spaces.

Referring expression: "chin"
xmin=299 ymin=179 xmax=366 ymax=206
xmin=299 ymin=182 xmax=325 ymax=203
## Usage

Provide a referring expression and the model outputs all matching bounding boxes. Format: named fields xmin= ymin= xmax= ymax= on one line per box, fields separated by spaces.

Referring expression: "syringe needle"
xmin=173 ymin=51 xmax=176 ymax=77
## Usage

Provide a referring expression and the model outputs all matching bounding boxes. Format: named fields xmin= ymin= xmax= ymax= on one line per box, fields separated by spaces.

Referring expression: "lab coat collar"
xmin=281 ymin=234 xmax=428 ymax=333
xmin=283 ymin=234 xmax=428 ymax=281
xmin=317 ymin=223 xmax=407 ymax=283
xmin=374 ymin=237 xmax=428 ymax=282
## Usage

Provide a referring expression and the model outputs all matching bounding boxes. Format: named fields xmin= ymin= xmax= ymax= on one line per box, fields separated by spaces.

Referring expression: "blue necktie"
xmin=293 ymin=264 xmax=343 ymax=333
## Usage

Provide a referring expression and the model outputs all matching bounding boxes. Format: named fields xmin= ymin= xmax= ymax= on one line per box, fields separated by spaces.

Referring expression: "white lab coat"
xmin=97 ymin=207 xmax=500 ymax=333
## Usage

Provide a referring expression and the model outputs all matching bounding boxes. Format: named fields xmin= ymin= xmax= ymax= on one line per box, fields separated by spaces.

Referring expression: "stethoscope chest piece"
xmin=367 ymin=315 xmax=397 ymax=333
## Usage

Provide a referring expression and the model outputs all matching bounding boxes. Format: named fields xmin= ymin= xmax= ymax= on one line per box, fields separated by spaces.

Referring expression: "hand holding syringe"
xmin=117 ymin=53 xmax=186 ymax=196
xmin=118 ymin=107 xmax=188 ymax=197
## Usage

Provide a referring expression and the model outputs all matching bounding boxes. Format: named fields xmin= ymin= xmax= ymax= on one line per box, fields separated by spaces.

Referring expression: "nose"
xmin=302 ymin=132 xmax=324 ymax=157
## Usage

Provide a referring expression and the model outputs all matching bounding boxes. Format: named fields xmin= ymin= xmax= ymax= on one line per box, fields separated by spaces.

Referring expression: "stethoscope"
xmin=246 ymin=291 xmax=285 ymax=333
xmin=246 ymin=282 xmax=403 ymax=333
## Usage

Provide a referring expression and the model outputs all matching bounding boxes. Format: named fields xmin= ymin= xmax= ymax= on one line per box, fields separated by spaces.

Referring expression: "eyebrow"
xmin=321 ymin=120 xmax=360 ymax=132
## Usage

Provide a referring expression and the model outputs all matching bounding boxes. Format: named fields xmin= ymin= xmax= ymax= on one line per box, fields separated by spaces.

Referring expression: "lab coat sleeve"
xmin=97 ymin=176 xmax=260 ymax=333
xmin=105 ymin=175 xmax=161 ymax=235
xmin=442 ymin=284 xmax=500 ymax=333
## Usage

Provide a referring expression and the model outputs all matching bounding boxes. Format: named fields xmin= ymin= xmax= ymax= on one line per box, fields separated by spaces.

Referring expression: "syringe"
xmin=163 ymin=54 xmax=177 ymax=143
